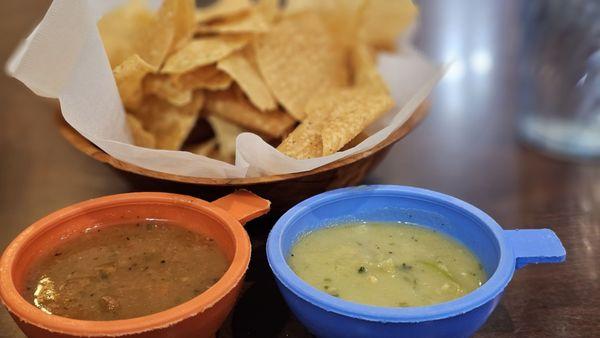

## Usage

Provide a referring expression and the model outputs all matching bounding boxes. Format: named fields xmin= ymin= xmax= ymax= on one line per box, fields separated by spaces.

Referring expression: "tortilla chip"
xmin=114 ymin=54 xmax=157 ymax=110
xmin=276 ymin=118 xmax=324 ymax=159
xmin=286 ymin=0 xmax=367 ymax=48
xmin=126 ymin=113 xmax=156 ymax=148
xmin=308 ymin=87 xmax=394 ymax=156
xmin=177 ymin=66 xmax=233 ymax=90
xmin=98 ymin=0 xmax=154 ymax=68
xmin=132 ymin=92 xmax=205 ymax=150
xmin=279 ymin=83 xmax=394 ymax=159
xmin=196 ymin=9 xmax=269 ymax=34
xmin=138 ymin=19 xmax=175 ymax=68
xmin=143 ymin=74 xmax=193 ymax=107
xmin=205 ymin=89 xmax=296 ymax=139
xmin=158 ymin=0 xmax=196 ymax=53
xmin=253 ymin=12 xmax=349 ymax=120
xmin=186 ymin=138 xmax=218 ymax=156
xmin=162 ymin=35 xmax=250 ymax=74
xmin=255 ymin=0 xmax=280 ymax=23
xmin=207 ymin=115 xmax=244 ymax=163
xmin=99 ymin=0 xmax=197 ymax=68
xmin=351 ymin=43 xmax=389 ymax=92
xmin=217 ymin=49 xmax=276 ymax=111
xmin=360 ymin=0 xmax=418 ymax=51
xmin=196 ymin=0 xmax=252 ymax=23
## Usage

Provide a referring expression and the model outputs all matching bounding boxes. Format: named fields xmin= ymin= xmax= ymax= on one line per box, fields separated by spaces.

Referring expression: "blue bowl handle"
xmin=504 ymin=229 xmax=566 ymax=269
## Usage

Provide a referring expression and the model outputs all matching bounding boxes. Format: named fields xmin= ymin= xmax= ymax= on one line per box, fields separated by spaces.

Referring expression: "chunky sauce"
xmin=24 ymin=221 xmax=229 ymax=320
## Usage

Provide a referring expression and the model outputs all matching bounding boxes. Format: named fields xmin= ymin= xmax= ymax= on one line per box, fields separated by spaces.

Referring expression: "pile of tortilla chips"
xmin=99 ymin=0 xmax=417 ymax=162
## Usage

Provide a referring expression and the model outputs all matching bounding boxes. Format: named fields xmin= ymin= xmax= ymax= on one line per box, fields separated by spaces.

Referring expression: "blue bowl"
xmin=266 ymin=186 xmax=566 ymax=338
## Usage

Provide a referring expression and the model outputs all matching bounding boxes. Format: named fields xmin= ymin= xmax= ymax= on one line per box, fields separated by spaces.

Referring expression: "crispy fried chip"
xmin=114 ymin=54 xmax=157 ymax=110
xmin=196 ymin=9 xmax=269 ymax=34
xmin=255 ymin=0 xmax=280 ymax=23
xmin=132 ymin=92 xmax=205 ymax=149
xmin=143 ymin=74 xmax=193 ymax=107
xmin=126 ymin=113 xmax=156 ymax=148
xmin=100 ymin=0 xmax=196 ymax=68
xmin=103 ymin=0 xmax=406 ymax=159
xmin=206 ymin=89 xmax=296 ymax=139
xmin=177 ymin=66 xmax=233 ymax=90
xmin=217 ymin=49 xmax=276 ymax=111
xmin=196 ymin=0 xmax=252 ymax=23
xmin=286 ymin=0 xmax=367 ymax=48
xmin=143 ymin=66 xmax=234 ymax=106
xmin=276 ymin=119 xmax=324 ymax=159
xmin=351 ymin=43 xmax=389 ymax=92
xmin=360 ymin=0 xmax=418 ymax=51
xmin=162 ymin=35 xmax=249 ymax=74
xmin=310 ymin=88 xmax=393 ymax=155
xmin=278 ymin=86 xmax=393 ymax=158
xmin=254 ymin=12 xmax=349 ymax=120
xmin=159 ymin=0 xmax=196 ymax=53
xmin=137 ymin=17 xmax=174 ymax=68
xmin=98 ymin=0 xmax=155 ymax=68
xmin=99 ymin=0 xmax=181 ymax=69
xmin=207 ymin=115 xmax=244 ymax=163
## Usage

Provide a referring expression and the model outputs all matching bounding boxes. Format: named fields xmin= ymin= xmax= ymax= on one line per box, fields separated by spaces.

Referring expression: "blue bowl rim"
xmin=266 ymin=185 xmax=516 ymax=323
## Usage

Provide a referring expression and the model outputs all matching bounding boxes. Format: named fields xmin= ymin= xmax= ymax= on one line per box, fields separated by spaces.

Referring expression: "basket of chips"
xmin=8 ymin=0 xmax=441 ymax=210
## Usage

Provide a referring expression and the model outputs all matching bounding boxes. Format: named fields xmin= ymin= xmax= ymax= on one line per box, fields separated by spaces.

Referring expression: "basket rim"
xmin=56 ymin=103 xmax=428 ymax=186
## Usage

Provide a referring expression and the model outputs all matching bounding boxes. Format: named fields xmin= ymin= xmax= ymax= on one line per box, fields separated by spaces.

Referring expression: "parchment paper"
xmin=7 ymin=0 xmax=443 ymax=178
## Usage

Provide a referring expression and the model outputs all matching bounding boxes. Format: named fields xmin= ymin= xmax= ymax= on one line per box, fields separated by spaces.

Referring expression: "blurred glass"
xmin=517 ymin=0 xmax=600 ymax=160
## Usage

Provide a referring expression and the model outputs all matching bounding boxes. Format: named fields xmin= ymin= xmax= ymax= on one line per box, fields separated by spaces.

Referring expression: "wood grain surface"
xmin=0 ymin=1 xmax=598 ymax=337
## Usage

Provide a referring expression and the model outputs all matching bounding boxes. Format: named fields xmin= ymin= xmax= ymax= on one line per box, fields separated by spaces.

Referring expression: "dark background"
xmin=1 ymin=1 xmax=598 ymax=337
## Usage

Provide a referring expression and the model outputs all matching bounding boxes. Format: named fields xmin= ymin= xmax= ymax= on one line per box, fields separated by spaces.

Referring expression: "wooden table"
xmin=0 ymin=0 xmax=598 ymax=337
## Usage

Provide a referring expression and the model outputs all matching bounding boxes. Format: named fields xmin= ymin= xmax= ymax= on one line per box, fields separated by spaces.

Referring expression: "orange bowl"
xmin=0 ymin=191 xmax=270 ymax=338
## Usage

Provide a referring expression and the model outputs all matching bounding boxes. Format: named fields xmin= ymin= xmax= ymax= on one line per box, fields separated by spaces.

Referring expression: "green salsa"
xmin=288 ymin=222 xmax=487 ymax=307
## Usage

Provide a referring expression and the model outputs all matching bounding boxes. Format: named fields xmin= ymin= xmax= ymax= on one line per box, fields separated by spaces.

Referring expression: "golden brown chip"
xmin=255 ymin=0 xmax=281 ymax=23
xmin=351 ymin=43 xmax=389 ymax=92
xmin=158 ymin=0 xmax=196 ymax=53
xmin=126 ymin=113 xmax=156 ymax=148
xmin=185 ymin=138 xmax=218 ymax=156
xmin=143 ymin=74 xmax=193 ymax=106
xmin=217 ymin=49 xmax=277 ymax=111
xmin=98 ymin=0 xmax=155 ymax=68
xmin=278 ymin=85 xmax=394 ymax=158
xmin=177 ymin=66 xmax=233 ymax=90
xmin=162 ymin=35 xmax=250 ymax=74
xmin=196 ymin=0 xmax=252 ymax=23
xmin=137 ymin=18 xmax=175 ymax=68
xmin=309 ymin=87 xmax=393 ymax=156
xmin=113 ymin=54 xmax=157 ymax=110
xmin=205 ymin=89 xmax=296 ymax=139
xmin=285 ymin=0 xmax=367 ymax=48
xmin=193 ymin=72 xmax=233 ymax=90
xmin=207 ymin=115 xmax=244 ymax=163
xmin=276 ymin=118 xmax=324 ymax=159
xmin=253 ymin=12 xmax=349 ymax=120
xmin=360 ymin=0 xmax=418 ymax=51
xmin=196 ymin=9 xmax=269 ymax=34
xmin=132 ymin=91 xmax=205 ymax=150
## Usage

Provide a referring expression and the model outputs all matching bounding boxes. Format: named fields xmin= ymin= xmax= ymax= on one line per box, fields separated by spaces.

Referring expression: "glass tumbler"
xmin=518 ymin=0 xmax=600 ymax=160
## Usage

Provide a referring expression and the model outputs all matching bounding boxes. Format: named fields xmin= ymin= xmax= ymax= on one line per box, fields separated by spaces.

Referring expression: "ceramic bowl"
xmin=0 ymin=191 xmax=270 ymax=338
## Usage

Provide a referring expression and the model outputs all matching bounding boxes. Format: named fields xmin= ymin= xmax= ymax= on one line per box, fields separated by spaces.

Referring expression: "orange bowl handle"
xmin=211 ymin=190 xmax=271 ymax=225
